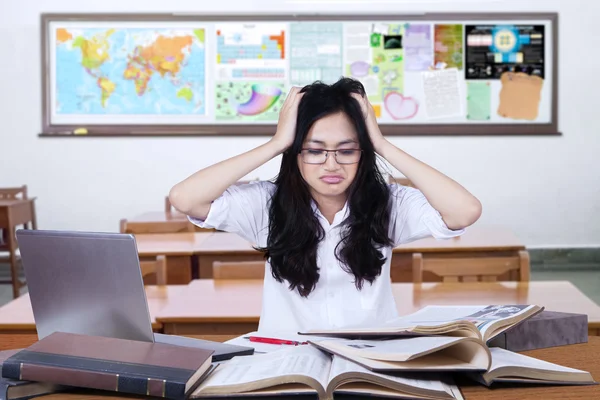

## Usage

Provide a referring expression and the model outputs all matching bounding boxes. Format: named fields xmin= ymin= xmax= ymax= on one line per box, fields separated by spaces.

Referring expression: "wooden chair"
xmin=412 ymin=251 xmax=531 ymax=283
xmin=119 ymin=218 xmax=194 ymax=234
xmin=212 ymin=260 xmax=265 ymax=280
xmin=388 ymin=176 xmax=415 ymax=188
xmin=0 ymin=185 xmax=32 ymax=298
xmin=0 ymin=185 xmax=28 ymax=200
xmin=140 ymin=255 xmax=167 ymax=285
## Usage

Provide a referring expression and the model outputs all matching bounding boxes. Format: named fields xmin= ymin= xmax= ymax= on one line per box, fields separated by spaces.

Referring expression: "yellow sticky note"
xmin=216 ymin=54 xmax=221 ymax=63
xmin=373 ymin=104 xmax=382 ymax=118
xmin=73 ymin=128 xmax=88 ymax=135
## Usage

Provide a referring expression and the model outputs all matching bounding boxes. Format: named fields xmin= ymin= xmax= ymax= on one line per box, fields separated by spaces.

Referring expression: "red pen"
xmin=247 ymin=336 xmax=308 ymax=346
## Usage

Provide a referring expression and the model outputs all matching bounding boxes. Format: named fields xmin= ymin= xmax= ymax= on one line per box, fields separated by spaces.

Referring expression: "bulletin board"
xmin=39 ymin=12 xmax=559 ymax=137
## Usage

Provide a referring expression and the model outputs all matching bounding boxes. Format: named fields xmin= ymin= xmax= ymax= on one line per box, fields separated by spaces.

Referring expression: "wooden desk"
xmin=1 ymin=334 xmax=598 ymax=400
xmin=0 ymin=286 xmax=184 ymax=334
xmin=134 ymin=232 xmax=213 ymax=283
xmin=188 ymin=226 xmax=528 ymax=281
xmin=0 ymin=198 xmax=37 ymax=298
xmin=128 ymin=210 xmax=214 ymax=233
xmin=155 ymin=280 xmax=600 ymax=336
xmin=392 ymin=225 xmax=527 ymax=281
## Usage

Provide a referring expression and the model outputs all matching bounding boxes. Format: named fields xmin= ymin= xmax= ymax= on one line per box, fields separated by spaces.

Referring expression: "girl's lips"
xmin=320 ymin=176 xmax=343 ymax=184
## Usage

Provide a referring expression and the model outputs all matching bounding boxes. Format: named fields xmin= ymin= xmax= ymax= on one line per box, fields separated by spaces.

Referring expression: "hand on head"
xmin=272 ymin=86 xmax=304 ymax=151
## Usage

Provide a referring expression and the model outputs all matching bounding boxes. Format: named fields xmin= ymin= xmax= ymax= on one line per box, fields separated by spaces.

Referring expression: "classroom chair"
xmin=412 ymin=251 xmax=531 ymax=283
xmin=388 ymin=176 xmax=415 ymax=187
xmin=212 ymin=260 xmax=265 ymax=280
xmin=140 ymin=255 xmax=167 ymax=286
xmin=0 ymin=185 xmax=33 ymax=298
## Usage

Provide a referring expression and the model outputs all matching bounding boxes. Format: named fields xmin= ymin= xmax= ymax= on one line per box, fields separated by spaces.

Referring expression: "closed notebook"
xmin=0 ymin=349 xmax=63 ymax=400
xmin=1 ymin=332 xmax=214 ymax=400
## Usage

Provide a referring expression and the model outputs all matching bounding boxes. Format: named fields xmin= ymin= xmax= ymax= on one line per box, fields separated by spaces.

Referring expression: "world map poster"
xmin=51 ymin=23 xmax=207 ymax=125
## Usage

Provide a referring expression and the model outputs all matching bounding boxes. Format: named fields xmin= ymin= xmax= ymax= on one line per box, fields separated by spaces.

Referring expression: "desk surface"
xmin=155 ymin=280 xmax=600 ymax=328
xmin=394 ymin=225 xmax=526 ymax=252
xmin=131 ymin=224 xmax=525 ymax=256
xmin=0 ymin=334 xmax=598 ymax=400
xmin=134 ymin=232 xmax=213 ymax=256
xmin=0 ymin=286 xmax=182 ymax=332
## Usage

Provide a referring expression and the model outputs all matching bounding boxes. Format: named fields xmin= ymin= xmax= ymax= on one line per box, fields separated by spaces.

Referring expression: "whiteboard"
xmin=40 ymin=13 xmax=558 ymax=136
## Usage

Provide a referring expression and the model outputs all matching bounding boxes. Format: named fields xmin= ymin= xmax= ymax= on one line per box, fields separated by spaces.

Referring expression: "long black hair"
xmin=258 ymin=77 xmax=393 ymax=297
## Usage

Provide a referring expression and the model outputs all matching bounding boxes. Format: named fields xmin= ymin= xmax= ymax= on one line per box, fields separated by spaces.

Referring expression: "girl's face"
xmin=297 ymin=112 xmax=362 ymax=204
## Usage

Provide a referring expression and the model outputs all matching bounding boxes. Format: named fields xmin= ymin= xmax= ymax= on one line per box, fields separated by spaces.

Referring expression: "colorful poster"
xmin=214 ymin=23 xmax=288 ymax=121
xmin=404 ymin=24 xmax=433 ymax=71
xmin=497 ymin=72 xmax=543 ymax=120
xmin=344 ymin=23 xmax=404 ymax=104
xmin=289 ymin=22 xmax=343 ymax=86
xmin=214 ymin=23 xmax=287 ymax=81
xmin=52 ymin=24 xmax=207 ymax=124
xmin=466 ymin=81 xmax=491 ymax=120
xmin=215 ymin=81 xmax=286 ymax=121
xmin=216 ymin=23 xmax=285 ymax=65
xmin=422 ymin=68 xmax=462 ymax=119
xmin=434 ymin=24 xmax=463 ymax=70
xmin=344 ymin=24 xmax=378 ymax=97
xmin=465 ymin=25 xmax=545 ymax=80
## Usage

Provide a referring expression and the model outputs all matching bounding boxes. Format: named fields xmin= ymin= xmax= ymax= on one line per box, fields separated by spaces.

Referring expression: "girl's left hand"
xmin=351 ymin=92 xmax=386 ymax=152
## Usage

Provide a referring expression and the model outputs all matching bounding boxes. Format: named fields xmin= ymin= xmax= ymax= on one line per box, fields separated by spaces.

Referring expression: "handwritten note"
xmin=422 ymin=68 xmax=462 ymax=119
xmin=466 ymin=81 xmax=491 ymax=120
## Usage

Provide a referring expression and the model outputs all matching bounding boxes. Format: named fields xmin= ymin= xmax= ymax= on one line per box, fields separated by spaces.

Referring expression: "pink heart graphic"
xmin=384 ymin=92 xmax=419 ymax=120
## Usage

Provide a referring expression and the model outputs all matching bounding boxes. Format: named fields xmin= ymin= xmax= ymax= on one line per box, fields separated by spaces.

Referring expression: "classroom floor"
xmin=0 ymin=265 xmax=599 ymax=308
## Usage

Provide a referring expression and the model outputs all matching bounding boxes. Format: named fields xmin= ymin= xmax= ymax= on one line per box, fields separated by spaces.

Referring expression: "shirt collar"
xmin=311 ymin=200 xmax=349 ymax=228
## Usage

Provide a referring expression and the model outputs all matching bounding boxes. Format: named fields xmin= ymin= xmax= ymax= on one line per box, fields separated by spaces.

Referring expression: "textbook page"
xmin=328 ymin=355 xmax=455 ymax=396
xmin=225 ymin=331 xmax=334 ymax=354
xmin=194 ymin=345 xmax=331 ymax=393
xmin=316 ymin=336 xmax=468 ymax=361
xmin=391 ymin=305 xmax=539 ymax=338
xmin=488 ymin=347 xmax=592 ymax=375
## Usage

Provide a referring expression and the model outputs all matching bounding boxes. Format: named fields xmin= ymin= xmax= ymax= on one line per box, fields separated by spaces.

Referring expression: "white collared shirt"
xmin=189 ymin=180 xmax=464 ymax=333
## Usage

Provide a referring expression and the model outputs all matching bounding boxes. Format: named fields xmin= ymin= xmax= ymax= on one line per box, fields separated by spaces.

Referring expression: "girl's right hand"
xmin=272 ymin=86 xmax=303 ymax=152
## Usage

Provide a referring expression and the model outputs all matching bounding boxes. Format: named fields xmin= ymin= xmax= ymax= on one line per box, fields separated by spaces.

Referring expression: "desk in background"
xmin=0 ymin=286 xmax=182 ymax=334
xmin=191 ymin=226 xmax=528 ymax=281
xmin=153 ymin=280 xmax=600 ymax=337
xmin=1 ymin=334 xmax=598 ymax=400
xmin=134 ymin=232 xmax=213 ymax=283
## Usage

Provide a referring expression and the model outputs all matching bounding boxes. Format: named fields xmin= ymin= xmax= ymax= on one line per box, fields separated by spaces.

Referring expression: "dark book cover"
xmin=1 ymin=349 xmax=63 ymax=400
xmin=487 ymin=311 xmax=588 ymax=351
xmin=1 ymin=332 xmax=214 ymax=400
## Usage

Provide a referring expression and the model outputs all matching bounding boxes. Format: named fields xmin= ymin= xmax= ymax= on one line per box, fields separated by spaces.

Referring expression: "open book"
xmin=311 ymin=338 xmax=596 ymax=387
xmin=473 ymin=347 xmax=596 ymax=386
xmin=308 ymin=336 xmax=491 ymax=372
xmin=299 ymin=305 xmax=544 ymax=343
xmin=191 ymin=345 xmax=464 ymax=400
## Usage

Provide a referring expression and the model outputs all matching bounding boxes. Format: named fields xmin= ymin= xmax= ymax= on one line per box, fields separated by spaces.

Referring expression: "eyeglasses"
xmin=299 ymin=148 xmax=362 ymax=164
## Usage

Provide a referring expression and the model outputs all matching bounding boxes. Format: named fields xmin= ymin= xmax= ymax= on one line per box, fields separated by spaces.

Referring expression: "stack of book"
xmin=190 ymin=304 xmax=596 ymax=400
xmin=0 ymin=331 xmax=215 ymax=400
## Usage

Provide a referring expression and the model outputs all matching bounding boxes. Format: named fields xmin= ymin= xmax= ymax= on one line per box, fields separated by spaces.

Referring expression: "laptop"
xmin=15 ymin=229 xmax=254 ymax=361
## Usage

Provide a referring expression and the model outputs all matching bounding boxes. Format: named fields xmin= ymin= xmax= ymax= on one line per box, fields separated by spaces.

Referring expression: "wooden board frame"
xmin=40 ymin=12 xmax=559 ymax=137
